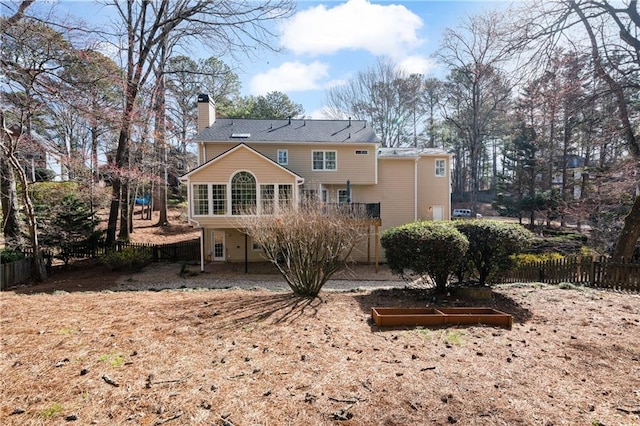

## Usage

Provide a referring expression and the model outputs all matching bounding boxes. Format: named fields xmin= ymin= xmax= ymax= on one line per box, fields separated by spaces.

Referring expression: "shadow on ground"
xmin=167 ymin=291 xmax=323 ymax=328
xmin=9 ymin=259 xmax=123 ymax=294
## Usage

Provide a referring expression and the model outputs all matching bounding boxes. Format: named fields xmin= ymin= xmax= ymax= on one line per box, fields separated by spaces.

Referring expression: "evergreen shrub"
xmin=381 ymin=221 xmax=469 ymax=292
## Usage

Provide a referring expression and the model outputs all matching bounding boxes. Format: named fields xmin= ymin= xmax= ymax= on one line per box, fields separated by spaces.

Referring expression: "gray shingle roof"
xmin=378 ymin=147 xmax=450 ymax=158
xmin=194 ymin=118 xmax=379 ymax=143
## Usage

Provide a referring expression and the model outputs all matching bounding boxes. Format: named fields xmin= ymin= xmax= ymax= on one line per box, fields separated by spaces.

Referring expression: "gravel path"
xmin=115 ymin=262 xmax=406 ymax=292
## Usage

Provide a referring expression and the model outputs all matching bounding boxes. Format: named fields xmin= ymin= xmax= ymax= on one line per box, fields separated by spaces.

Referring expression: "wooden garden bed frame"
xmin=371 ymin=307 xmax=512 ymax=329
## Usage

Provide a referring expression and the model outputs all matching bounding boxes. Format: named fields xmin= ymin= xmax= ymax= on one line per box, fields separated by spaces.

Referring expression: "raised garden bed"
xmin=371 ymin=307 xmax=512 ymax=329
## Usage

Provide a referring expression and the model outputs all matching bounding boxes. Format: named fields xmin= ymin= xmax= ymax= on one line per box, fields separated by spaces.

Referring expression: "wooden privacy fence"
xmin=2 ymin=239 xmax=200 ymax=289
xmin=1 ymin=257 xmax=33 ymax=290
xmin=505 ymin=256 xmax=640 ymax=292
xmin=109 ymin=239 xmax=200 ymax=262
xmin=61 ymin=239 xmax=201 ymax=262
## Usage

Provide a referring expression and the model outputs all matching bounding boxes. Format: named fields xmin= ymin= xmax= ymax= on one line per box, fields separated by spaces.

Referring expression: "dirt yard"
xmin=2 ymin=208 xmax=639 ymax=424
xmin=2 ymin=278 xmax=639 ymax=425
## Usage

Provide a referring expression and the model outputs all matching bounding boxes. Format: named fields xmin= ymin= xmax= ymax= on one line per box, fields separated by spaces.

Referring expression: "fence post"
xmin=538 ymin=261 xmax=544 ymax=282
xmin=589 ymin=257 xmax=597 ymax=287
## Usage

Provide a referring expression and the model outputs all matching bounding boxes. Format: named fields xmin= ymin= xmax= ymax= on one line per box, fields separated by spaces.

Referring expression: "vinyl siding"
xmin=203 ymin=228 xmax=266 ymax=263
xmin=191 ymin=147 xmax=296 ymax=183
xmin=376 ymin=158 xmax=417 ymax=230
xmin=417 ymin=156 xmax=451 ymax=221
xmin=190 ymin=146 xmax=451 ymax=265
xmin=201 ymin=142 xmax=377 ymax=184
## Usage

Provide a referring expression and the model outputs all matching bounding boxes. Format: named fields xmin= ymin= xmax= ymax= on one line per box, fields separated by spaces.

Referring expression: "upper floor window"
xmin=231 ymin=171 xmax=256 ymax=215
xmin=435 ymin=159 xmax=446 ymax=177
xmin=312 ymin=150 xmax=337 ymax=171
xmin=355 ymin=149 xmax=368 ymax=155
xmin=277 ymin=149 xmax=288 ymax=165
xmin=193 ymin=184 xmax=208 ymax=215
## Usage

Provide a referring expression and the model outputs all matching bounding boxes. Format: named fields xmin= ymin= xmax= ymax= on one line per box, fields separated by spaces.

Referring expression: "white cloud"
xmin=307 ymin=107 xmax=331 ymax=119
xmin=280 ymin=0 xmax=424 ymax=56
xmin=396 ymin=55 xmax=439 ymax=76
xmin=324 ymin=78 xmax=348 ymax=89
xmin=249 ymin=61 xmax=329 ymax=95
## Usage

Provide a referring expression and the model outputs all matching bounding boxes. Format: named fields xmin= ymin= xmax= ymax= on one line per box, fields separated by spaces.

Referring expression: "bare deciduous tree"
xmin=324 ymin=57 xmax=427 ymax=147
xmin=104 ymin=0 xmax=294 ymax=243
xmin=438 ymin=11 xmax=515 ymax=214
xmin=514 ymin=0 xmax=640 ymax=259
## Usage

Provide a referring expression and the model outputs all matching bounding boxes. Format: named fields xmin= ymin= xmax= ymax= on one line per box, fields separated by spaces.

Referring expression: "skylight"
xmin=231 ymin=133 xmax=250 ymax=138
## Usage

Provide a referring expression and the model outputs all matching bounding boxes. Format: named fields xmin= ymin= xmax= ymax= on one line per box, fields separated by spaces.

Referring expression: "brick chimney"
xmin=197 ymin=94 xmax=215 ymax=132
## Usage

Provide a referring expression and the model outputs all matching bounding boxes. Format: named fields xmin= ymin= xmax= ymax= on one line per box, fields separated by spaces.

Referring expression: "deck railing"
xmin=320 ymin=202 xmax=381 ymax=219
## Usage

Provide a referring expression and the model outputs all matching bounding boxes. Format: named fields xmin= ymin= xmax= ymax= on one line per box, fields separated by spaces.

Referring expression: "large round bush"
xmin=454 ymin=220 xmax=534 ymax=286
xmin=381 ymin=221 xmax=469 ymax=292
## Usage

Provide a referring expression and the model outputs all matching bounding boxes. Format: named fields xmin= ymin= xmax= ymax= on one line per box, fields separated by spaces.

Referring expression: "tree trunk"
xmin=0 ymin=155 xmax=25 ymax=249
xmin=570 ymin=1 xmax=640 ymax=259
xmin=154 ymin=34 xmax=168 ymax=227
xmin=613 ymin=195 xmax=640 ymax=261
xmin=5 ymin=148 xmax=47 ymax=281
xmin=118 ymin=177 xmax=130 ymax=240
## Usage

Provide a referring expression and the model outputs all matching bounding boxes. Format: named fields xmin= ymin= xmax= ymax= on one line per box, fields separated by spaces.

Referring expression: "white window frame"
xmin=355 ymin=149 xmax=368 ymax=155
xmin=211 ymin=184 xmax=227 ymax=215
xmin=231 ymin=171 xmax=257 ymax=215
xmin=435 ymin=159 xmax=446 ymax=177
xmin=338 ymin=189 xmax=349 ymax=204
xmin=192 ymin=184 xmax=209 ymax=216
xmin=312 ymin=150 xmax=337 ymax=171
xmin=277 ymin=149 xmax=288 ymax=165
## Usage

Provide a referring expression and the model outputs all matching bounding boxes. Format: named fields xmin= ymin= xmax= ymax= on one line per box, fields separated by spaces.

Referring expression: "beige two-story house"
xmin=181 ymin=94 xmax=451 ymax=270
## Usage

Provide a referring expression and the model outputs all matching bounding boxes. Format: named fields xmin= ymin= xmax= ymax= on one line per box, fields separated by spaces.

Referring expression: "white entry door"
xmin=432 ymin=205 xmax=444 ymax=221
xmin=212 ymin=231 xmax=225 ymax=261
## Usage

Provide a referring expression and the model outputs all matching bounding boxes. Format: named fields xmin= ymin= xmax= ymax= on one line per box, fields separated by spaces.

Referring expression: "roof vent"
xmin=231 ymin=133 xmax=250 ymax=138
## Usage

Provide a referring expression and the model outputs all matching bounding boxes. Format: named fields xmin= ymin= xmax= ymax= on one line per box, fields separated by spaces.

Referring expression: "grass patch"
xmin=445 ymin=330 xmax=463 ymax=345
xmin=39 ymin=403 xmax=63 ymax=418
xmin=98 ymin=353 xmax=125 ymax=367
xmin=415 ymin=327 xmax=432 ymax=341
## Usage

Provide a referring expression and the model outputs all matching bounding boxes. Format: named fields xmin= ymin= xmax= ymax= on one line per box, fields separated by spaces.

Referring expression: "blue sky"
xmin=51 ymin=0 xmax=506 ymax=118
xmin=240 ymin=0 xmax=504 ymax=117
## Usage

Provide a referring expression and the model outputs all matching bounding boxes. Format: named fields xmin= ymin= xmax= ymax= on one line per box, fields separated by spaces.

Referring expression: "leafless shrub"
xmin=238 ymin=202 xmax=370 ymax=297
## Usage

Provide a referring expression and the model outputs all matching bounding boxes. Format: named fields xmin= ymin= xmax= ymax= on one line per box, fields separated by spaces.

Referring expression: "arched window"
xmin=231 ymin=171 xmax=256 ymax=215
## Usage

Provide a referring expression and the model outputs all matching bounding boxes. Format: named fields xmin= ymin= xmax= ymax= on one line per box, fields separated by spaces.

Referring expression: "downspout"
xmin=414 ymin=158 xmax=419 ymax=221
xmin=244 ymin=233 xmax=248 ymax=274
xmin=200 ymin=228 xmax=205 ymax=272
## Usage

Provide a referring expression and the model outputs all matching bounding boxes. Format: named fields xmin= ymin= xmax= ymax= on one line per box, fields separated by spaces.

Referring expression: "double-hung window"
xmin=312 ymin=151 xmax=337 ymax=171
xmin=435 ymin=159 xmax=446 ymax=177
xmin=279 ymin=185 xmax=293 ymax=209
xmin=277 ymin=149 xmax=288 ymax=165
xmin=260 ymin=184 xmax=275 ymax=214
xmin=211 ymin=184 xmax=227 ymax=215
xmin=193 ymin=184 xmax=209 ymax=215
